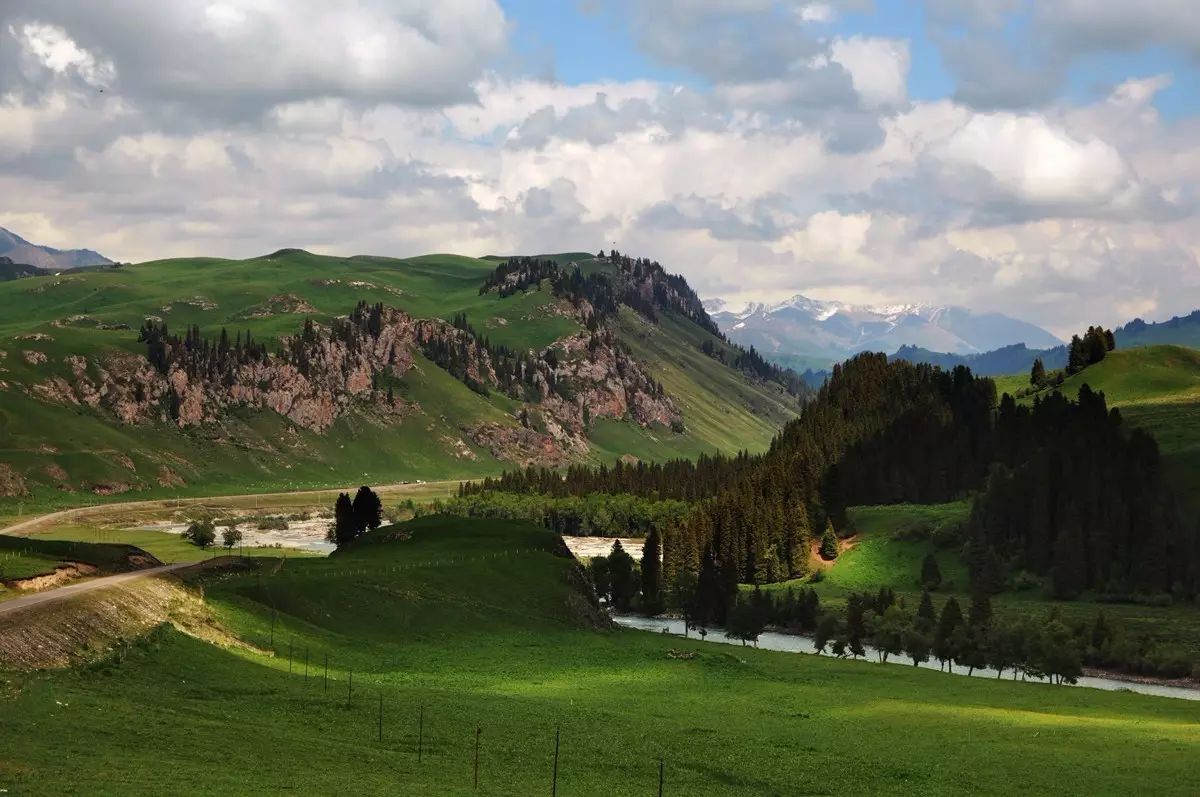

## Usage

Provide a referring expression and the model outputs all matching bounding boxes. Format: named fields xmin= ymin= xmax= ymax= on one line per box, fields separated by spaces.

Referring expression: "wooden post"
xmin=473 ymin=725 xmax=481 ymax=790
xmin=417 ymin=705 xmax=424 ymax=762
xmin=552 ymin=725 xmax=560 ymax=797
xmin=347 ymin=669 xmax=353 ymax=708
xmin=658 ymin=757 xmax=664 ymax=797
xmin=324 ymin=653 xmax=329 ymax=694
xmin=378 ymin=692 xmax=383 ymax=743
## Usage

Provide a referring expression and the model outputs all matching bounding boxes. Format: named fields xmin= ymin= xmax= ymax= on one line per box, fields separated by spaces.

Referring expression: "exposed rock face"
xmin=232 ymin=293 xmax=318 ymax=319
xmin=23 ymin=350 xmax=47 ymax=366
xmin=55 ymin=306 xmax=422 ymax=432
xmin=544 ymin=332 xmax=678 ymax=432
xmin=29 ymin=302 xmax=683 ymax=468
xmin=0 ymin=463 xmax=28 ymax=497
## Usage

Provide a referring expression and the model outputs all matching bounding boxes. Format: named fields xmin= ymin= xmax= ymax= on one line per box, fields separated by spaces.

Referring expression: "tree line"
xmin=436 ymin=491 xmax=692 ymax=538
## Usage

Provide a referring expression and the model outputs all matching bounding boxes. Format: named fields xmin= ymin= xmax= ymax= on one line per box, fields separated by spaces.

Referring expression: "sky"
xmin=1 ymin=1 xmax=1198 ymax=336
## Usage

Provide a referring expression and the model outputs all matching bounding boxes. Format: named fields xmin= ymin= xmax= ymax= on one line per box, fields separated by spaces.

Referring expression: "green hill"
xmin=0 ymin=251 xmax=801 ymax=512
xmin=2 ymin=517 xmax=1197 ymax=795
xmin=1042 ymin=346 xmax=1200 ymax=510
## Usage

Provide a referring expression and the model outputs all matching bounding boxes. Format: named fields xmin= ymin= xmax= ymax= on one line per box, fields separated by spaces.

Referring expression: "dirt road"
xmin=0 ymin=563 xmax=192 ymax=618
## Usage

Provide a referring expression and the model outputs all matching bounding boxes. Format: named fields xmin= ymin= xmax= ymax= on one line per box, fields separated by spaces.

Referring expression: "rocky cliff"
xmin=27 ymin=302 xmax=680 ymax=467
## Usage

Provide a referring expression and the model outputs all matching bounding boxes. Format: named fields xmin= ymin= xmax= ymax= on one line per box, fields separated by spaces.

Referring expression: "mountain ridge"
xmin=707 ymin=292 xmax=1062 ymax=369
xmin=0 ymin=226 xmax=113 ymax=271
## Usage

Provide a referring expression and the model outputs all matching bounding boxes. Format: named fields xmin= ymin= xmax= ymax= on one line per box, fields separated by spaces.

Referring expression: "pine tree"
xmin=916 ymin=590 xmax=936 ymax=631
xmin=608 ymin=540 xmax=637 ymax=612
xmin=1030 ymin=358 xmax=1046 ymax=389
xmin=641 ymin=527 xmax=663 ymax=614
xmin=351 ymin=486 xmax=384 ymax=535
xmin=920 ymin=553 xmax=942 ymax=590
xmin=933 ymin=597 xmax=962 ymax=671
xmin=329 ymin=492 xmax=357 ymax=548
xmin=819 ymin=522 xmax=839 ymax=561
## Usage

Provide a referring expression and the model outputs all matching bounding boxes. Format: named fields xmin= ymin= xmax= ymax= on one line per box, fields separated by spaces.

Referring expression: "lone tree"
xmin=329 ymin=492 xmax=357 ymax=548
xmin=1030 ymin=358 xmax=1047 ymax=389
xmin=222 ymin=523 xmax=243 ymax=551
xmin=819 ymin=522 xmax=839 ymax=561
xmin=920 ymin=553 xmax=942 ymax=590
xmin=725 ymin=598 xmax=767 ymax=647
xmin=182 ymin=519 xmax=216 ymax=549
xmin=351 ymin=486 xmax=384 ymax=535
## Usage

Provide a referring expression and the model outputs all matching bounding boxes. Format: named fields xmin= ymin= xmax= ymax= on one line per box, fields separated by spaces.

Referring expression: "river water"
xmin=613 ymin=614 xmax=1200 ymax=702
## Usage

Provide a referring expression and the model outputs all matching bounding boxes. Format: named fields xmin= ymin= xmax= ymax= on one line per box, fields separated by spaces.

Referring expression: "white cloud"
xmin=12 ymin=22 xmax=115 ymax=86
xmin=830 ymin=36 xmax=911 ymax=109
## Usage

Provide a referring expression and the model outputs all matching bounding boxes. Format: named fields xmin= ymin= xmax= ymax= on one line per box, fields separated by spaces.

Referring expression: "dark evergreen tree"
xmin=351 ymin=486 xmax=384 ymax=535
xmin=329 ymin=492 xmax=357 ymax=548
xmin=920 ymin=553 xmax=942 ymax=590
xmin=607 ymin=540 xmax=637 ymax=612
xmin=641 ymin=527 xmax=663 ymax=614
xmin=819 ymin=523 xmax=839 ymax=561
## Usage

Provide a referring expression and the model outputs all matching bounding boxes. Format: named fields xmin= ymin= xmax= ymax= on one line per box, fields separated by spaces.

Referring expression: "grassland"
xmin=2 ymin=516 xmax=1198 ymax=795
xmin=0 ymin=252 xmax=798 ymax=515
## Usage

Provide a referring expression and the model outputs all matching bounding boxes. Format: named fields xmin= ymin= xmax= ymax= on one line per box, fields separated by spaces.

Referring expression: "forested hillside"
xmin=467 ymin=352 xmax=1197 ymax=614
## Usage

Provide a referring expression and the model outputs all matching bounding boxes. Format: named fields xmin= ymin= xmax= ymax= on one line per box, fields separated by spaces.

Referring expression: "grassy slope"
xmin=0 ymin=253 xmax=797 ymax=512
xmin=2 ymin=517 xmax=1198 ymax=795
xmin=774 ymin=503 xmax=1200 ymax=654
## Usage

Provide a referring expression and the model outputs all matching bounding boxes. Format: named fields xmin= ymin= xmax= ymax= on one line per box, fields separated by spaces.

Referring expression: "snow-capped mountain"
xmin=707 ymin=294 xmax=1063 ymax=370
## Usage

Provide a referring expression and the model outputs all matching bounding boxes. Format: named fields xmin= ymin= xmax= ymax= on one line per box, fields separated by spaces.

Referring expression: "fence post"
xmin=552 ymin=725 xmax=560 ymax=797
xmin=659 ymin=757 xmax=664 ymax=797
xmin=324 ymin=653 xmax=329 ymax=694
xmin=474 ymin=725 xmax=481 ymax=790
xmin=347 ymin=669 xmax=353 ymax=708
xmin=417 ymin=705 xmax=424 ymax=762
xmin=378 ymin=692 xmax=383 ymax=743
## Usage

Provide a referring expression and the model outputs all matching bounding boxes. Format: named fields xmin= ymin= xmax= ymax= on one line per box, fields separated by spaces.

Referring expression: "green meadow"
xmin=2 ymin=517 xmax=1198 ymax=796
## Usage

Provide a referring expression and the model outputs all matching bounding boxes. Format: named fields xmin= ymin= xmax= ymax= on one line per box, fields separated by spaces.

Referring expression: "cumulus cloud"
xmin=2 ymin=0 xmax=508 ymax=117
xmin=0 ymin=0 xmax=1197 ymax=338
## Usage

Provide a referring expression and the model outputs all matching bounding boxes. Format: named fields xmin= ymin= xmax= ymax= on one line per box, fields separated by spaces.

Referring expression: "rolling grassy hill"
xmin=0 ymin=251 xmax=800 ymax=513
xmin=2 ymin=516 xmax=1198 ymax=795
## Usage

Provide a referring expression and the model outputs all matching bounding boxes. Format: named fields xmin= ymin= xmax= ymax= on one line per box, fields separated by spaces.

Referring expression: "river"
xmin=612 ymin=614 xmax=1200 ymax=702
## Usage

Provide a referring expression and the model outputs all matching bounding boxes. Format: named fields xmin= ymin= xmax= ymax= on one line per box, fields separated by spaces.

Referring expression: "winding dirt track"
xmin=0 ymin=563 xmax=192 ymax=618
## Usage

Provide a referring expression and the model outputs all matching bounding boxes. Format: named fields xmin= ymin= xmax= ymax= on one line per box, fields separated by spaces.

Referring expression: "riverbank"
xmin=613 ymin=613 xmax=1200 ymax=702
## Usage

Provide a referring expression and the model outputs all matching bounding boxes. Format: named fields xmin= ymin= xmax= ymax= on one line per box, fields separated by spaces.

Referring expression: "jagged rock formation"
xmin=31 ymin=301 xmax=681 ymax=467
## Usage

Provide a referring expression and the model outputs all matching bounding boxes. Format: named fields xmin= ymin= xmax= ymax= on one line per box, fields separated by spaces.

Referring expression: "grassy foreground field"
xmin=2 ymin=517 xmax=1199 ymax=795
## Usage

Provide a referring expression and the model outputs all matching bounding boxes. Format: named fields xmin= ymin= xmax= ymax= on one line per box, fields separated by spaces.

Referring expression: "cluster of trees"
xmin=479 ymin=257 xmax=622 ymax=331
xmin=419 ymin=312 xmax=561 ymax=399
xmin=966 ymin=387 xmax=1192 ymax=598
xmin=1066 ymin=325 xmax=1115 ymax=375
xmin=139 ymin=320 xmax=270 ymax=380
xmin=588 ymin=531 xmax=666 ymax=614
xmin=436 ymin=491 xmax=692 ymax=538
xmin=181 ymin=519 xmax=243 ymax=550
xmin=327 ymin=486 xmax=384 ymax=548
xmin=699 ymin=340 xmax=809 ymax=398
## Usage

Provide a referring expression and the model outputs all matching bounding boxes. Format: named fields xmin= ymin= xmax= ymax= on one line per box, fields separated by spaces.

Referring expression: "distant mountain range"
xmin=705 ymin=295 xmax=1062 ymax=371
xmin=0 ymin=226 xmax=112 ymax=271
xmin=882 ymin=313 xmax=1200 ymax=378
